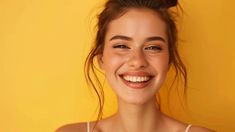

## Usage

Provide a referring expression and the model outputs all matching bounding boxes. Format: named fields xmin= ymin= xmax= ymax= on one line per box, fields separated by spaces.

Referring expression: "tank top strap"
xmin=185 ymin=124 xmax=192 ymax=132
xmin=87 ymin=122 xmax=90 ymax=132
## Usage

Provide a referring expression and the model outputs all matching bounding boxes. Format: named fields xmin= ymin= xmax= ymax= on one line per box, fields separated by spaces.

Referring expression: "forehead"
xmin=105 ymin=8 xmax=167 ymax=41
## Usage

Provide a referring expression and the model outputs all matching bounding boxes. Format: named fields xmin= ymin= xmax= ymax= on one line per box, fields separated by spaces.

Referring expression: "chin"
xmin=119 ymin=94 xmax=156 ymax=105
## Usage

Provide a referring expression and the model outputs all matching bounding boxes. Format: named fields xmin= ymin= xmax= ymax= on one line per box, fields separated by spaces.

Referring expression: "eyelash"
xmin=145 ymin=46 xmax=162 ymax=51
xmin=112 ymin=45 xmax=129 ymax=49
xmin=112 ymin=45 xmax=162 ymax=51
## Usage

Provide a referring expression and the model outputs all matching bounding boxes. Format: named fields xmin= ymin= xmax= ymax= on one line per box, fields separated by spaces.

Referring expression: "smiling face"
xmin=99 ymin=8 xmax=170 ymax=105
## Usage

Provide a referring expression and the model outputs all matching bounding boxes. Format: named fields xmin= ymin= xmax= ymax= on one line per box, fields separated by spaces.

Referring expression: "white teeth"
xmin=123 ymin=75 xmax=150 ymax=82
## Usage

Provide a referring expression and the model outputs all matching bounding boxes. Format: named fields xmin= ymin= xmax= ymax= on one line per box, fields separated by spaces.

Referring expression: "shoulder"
xmin=55 ymin=122 xmax=87 ymax=132
xmin=189 ymin=125 xmax=216 ymax=132
xmin=161 ymin=114 xmax=215 ymax=132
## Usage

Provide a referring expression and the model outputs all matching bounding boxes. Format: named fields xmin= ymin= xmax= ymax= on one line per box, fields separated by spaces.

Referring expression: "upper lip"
xmin=120 ymin=71 xmax=154 ymax=77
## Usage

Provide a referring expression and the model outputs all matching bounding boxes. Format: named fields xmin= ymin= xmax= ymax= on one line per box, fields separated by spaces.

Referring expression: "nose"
xmin=127 ymin=49 xmax=148 ymax=69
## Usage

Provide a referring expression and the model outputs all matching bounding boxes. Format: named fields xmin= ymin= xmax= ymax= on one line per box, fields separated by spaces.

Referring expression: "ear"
xmin=97 ymin=54 xmax=104 ymax=70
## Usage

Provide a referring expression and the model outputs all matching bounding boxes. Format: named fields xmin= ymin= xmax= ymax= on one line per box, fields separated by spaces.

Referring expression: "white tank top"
xmin=86 ymin=122 xmax=192 ymax=132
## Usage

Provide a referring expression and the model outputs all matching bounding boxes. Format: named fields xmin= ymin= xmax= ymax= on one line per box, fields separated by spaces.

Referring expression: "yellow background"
xmin=0 ymin=0 xmax=235 ymax=132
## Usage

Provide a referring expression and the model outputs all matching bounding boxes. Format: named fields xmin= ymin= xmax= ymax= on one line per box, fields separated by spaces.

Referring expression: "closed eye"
xmin=145 ymin=46 xmax=162 ymax=51
xmin=112 ymin=45 xmax=130 ymax=49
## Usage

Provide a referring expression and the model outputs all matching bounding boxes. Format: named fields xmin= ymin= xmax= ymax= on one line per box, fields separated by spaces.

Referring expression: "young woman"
xmin=56 ymin=0 xmax=215 ymax=132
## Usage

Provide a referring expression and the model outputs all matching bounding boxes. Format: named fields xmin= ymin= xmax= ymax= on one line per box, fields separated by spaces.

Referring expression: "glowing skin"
xmin=99 ymin=8 xmax=169 ymax=105
xmin=56 ymin=6 xmax=214 ymax=132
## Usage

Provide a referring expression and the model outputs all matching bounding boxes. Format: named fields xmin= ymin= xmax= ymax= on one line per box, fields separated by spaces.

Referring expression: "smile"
xmin=123 ymin=75 xmax=151 ymax=82
xmin=119 ymin=73 xmax=154 ymax=89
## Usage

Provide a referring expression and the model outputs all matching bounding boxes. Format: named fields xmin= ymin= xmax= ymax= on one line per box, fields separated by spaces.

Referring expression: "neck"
xmin=113 ymin=98 xmax=164 ymax=132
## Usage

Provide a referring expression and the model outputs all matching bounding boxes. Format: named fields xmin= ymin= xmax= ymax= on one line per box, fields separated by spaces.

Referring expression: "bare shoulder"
xmin=189 ymin=125 xmax=216 ymax=132
xmin=55 ymin=122 xmax=87 ymax=132
xmin=161 ymin=113 xmax=215 ymax=132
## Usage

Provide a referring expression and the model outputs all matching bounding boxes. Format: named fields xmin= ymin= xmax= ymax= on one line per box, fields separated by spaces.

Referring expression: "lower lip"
xmin=120 ymin=76 xmax=153 ymax=89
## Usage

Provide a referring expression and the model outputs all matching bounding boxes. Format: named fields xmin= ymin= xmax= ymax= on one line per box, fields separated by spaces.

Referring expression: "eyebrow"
xmin=145 ymin=36 xmax=166 ymax=43
xmin=110 ymin=35 xmax=132 ymax=41
xmin=109 ymin=35 xmax=166 ymax=43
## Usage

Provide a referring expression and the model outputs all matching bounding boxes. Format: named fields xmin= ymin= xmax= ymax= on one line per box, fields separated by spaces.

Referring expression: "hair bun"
xmin=163 ymin=0 xmax=178 ymax=8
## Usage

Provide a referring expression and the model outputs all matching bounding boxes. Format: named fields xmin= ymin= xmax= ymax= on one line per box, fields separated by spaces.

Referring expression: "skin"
xmin=98 ymin=7 xmax=170 ymax=132
xmin=56 ymin=8 xmax=215 ymax=132
xmin=100 ymin=8 xmax=169 ymax=106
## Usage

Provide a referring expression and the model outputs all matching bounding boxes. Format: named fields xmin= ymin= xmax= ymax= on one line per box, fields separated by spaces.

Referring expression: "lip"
xmin=121 ymin=71 xmax=153 ymax=76
xmin=119 ymin=71 xmax=154 ymax=89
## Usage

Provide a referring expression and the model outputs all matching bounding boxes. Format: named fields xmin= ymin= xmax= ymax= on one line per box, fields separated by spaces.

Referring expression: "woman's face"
xmin=99 ymin=8 xmax=169 ymax=105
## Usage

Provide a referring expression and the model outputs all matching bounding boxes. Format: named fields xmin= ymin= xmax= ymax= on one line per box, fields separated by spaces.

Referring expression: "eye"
xmin=112 ymin=44 xmax=130 ymax=49
xmin=145 ymin=45 xmax=162 ymax=51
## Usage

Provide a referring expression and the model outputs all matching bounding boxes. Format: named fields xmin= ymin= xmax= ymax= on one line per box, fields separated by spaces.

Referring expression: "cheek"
xmin=150 ymin=54 xmax=169 ymax=72
xmin=102 ymin=51 xmax=126 ymax=73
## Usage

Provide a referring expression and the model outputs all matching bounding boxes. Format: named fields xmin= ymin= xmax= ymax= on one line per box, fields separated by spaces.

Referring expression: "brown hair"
xmin=84 ymin=0 xmax=187 ymax=130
